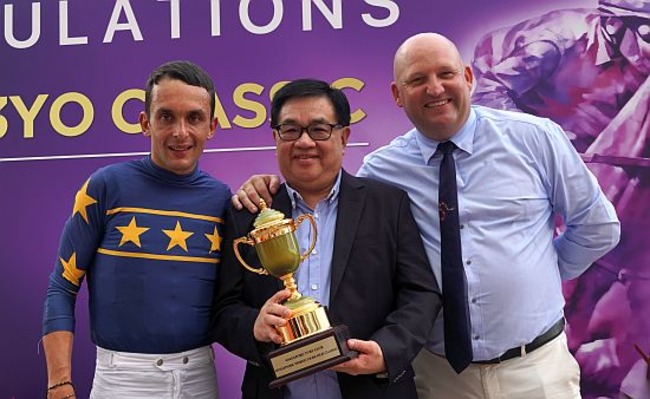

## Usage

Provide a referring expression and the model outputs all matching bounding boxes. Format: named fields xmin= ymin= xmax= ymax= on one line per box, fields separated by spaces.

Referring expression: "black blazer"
xmin=212 ymin=170 xmax=442 ymax=399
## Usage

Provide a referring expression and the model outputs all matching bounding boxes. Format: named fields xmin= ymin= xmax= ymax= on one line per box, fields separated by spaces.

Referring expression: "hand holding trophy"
xmin=233 ymin=199 xmax=357 ymax=388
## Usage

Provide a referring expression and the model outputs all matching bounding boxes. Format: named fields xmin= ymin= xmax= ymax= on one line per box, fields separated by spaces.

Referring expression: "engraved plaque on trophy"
xmin=233 ymin=200 xmax=357 ymax=388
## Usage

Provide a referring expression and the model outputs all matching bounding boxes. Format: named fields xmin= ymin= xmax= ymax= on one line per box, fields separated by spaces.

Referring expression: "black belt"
xmin=473 ymin=318 xmax=565 ymax=364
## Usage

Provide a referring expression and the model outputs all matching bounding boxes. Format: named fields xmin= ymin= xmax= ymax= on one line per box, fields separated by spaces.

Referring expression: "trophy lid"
xmin=253 ymin=199 xmax=286 ymax=228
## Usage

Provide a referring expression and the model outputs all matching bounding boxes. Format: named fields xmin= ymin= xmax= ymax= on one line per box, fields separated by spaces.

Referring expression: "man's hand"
xmin=253 ymin=289 xmax=292 ymax=344
xmin=331 ymin=339 xmax=386 ymax=376
xmin=232 ymin=174 xmax=281 ymax=212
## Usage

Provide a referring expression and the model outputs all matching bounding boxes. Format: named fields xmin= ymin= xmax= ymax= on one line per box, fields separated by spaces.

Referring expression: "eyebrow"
xmin=280 ymin=117 xmax=332 ymax=124
xmin=155 ymin=107 xmax=208 ymax=116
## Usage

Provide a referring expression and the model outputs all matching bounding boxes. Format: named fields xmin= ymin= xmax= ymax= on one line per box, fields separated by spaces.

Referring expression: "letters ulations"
xmin=2 ymin=0 xmax=400 ymax=49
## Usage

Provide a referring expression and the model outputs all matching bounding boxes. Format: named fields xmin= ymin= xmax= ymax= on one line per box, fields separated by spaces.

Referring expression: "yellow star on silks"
xmin=72 ymin=179 xmax=97 ymax=224
xmin=116 ymin=216 xmax=150 ymax=247
xmin=163 ymin=221 xmax=194 ymax=252
xmin=59 ymin=252 xmax=85 ymax=287
xmin=204 ymin=226 xmax=222 ymax=253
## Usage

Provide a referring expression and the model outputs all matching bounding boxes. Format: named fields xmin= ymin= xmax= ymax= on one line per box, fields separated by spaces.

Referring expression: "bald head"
xmin=393 ymin=33 xmax=465 ymax=80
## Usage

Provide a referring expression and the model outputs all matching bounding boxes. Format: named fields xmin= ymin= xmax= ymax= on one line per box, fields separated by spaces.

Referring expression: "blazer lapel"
xmin=330 ymin=171 xmax=366 ymax=301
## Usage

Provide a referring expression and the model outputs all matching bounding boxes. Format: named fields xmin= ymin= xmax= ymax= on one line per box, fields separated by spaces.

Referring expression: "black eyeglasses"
xmin=273 ymin=123 xmax=343 ymax=141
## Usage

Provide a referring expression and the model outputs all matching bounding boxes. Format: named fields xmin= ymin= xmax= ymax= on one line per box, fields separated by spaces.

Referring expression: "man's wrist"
xmin=47 ymin=380 xmax=75 ymax=399
xmin=48 ymin=380 xmax=74 ymax=391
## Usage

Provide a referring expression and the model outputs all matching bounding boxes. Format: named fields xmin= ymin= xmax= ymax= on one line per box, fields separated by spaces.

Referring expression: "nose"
xmin=173 ymin=120 xmax=189 ymax=139
xmin=425 ymin=77 xmax=444 ymax=97
xmin=294 ymin=129 xmax=316 ymax=147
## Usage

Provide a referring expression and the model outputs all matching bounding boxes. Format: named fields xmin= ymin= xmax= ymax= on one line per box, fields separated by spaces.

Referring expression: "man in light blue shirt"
xmin=234 ymin=33 xmax=621 ymax=399
xmin=357 ymin=32 xmax=620 ymax=399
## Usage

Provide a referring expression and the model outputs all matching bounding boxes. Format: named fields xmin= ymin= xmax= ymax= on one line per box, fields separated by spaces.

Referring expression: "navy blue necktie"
xmin=438 ymin=141 xmax=473 ymax=374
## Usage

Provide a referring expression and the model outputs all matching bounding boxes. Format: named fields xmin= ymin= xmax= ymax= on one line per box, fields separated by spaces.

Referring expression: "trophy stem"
xmin=279 ymin=274 xmax=302 ymax=301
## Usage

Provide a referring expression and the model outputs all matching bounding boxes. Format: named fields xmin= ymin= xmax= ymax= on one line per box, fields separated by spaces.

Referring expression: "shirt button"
xmin=466 ymin=259 xmax=472 ymax=265
xmin=156 ymin=359 xmax=164 ymax=366
xmin=471 ymin=298 xmax=477 ymax=303
xmin=312 ymin=249 xmax=318 ymax=255
xmin=183 ymin=356 xmax=189 ymax=364
xmin=473 ymin=335 xmax=480 ymax=340
xmin=460 ymin=224 xmax=465 ymax=229
xmin=311 ymin=284 xmax=318 ymax=290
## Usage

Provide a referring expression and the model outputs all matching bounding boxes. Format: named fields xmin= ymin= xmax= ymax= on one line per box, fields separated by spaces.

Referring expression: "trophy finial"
xmin=253 ymin=199 xmax=286 ymax=228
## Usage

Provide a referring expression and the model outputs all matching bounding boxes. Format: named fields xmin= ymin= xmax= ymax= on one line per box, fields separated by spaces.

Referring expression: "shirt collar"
xmin=286 ymin=170 xmax=342 ymax=210
xmin=415 ymin=107 xmax=477 ymax=164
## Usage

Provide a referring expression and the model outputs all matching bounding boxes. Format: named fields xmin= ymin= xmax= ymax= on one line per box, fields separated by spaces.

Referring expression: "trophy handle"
xmin=233 ymin=236 xmax=269 ymax=275
xmin=295 ymin=214 xmax=318 ymax=262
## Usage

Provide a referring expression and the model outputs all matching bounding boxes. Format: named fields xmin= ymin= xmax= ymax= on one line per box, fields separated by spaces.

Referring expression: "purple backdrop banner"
xmin=2 ymin=1 xmax=648 ymax=398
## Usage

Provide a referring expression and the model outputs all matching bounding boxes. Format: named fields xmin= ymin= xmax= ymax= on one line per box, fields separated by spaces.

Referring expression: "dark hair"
xmin=144 ymin=60 xmax=216 ymax=117
xmin=270 ymin=79 xmax=351 ymax=127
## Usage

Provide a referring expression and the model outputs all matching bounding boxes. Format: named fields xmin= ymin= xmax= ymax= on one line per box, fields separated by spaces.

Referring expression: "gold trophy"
xmin=233 ymin=199 xmax=356 ymax=388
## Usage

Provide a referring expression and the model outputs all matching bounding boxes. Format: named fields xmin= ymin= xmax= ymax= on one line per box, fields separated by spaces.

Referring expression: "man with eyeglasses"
xmin=471 ymin=0 xmax=650 ymax=395
xmin=211 ymin=79 xmax=441 ymax=399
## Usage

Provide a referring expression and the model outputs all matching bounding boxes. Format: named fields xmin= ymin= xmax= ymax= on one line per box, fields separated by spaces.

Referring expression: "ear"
xmin=340 ymin=126 xmax=351 ymax=148
xmin=391 ymin=81 xmax=403 ymax=107
xmin=207 ymin=117 xmax=218 ymax=140
xmin=272 ymin=130 xmax=280 ymax=157
xmin=139 ymin=111 xmax=151 ymax=137
xmin=464 ymin=65 xmax=474 ymax=89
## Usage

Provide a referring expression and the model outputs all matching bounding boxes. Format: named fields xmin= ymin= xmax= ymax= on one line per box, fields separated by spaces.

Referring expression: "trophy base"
xmin=268 ymin=324 xmax=357 ymax=389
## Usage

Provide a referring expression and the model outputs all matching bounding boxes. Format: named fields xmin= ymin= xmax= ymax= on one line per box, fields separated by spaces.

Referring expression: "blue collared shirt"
xmin=358 ymin=105 xmax=620 ymax=361
xmin=284 ymin=172 xmax=342 ymax=399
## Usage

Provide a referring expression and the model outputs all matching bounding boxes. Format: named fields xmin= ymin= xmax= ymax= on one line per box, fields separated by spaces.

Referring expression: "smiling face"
xmin=391 ymin=33 xmax=474 ymax=141
xmin=139 ymin=77 xmax=217 ymax=175
xmin=274 ymin=95 xmax=350 ymax=206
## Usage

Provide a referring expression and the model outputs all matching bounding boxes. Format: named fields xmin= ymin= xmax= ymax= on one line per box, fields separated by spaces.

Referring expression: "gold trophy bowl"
xmin=233 ymin=199 xmax=356 ymax=387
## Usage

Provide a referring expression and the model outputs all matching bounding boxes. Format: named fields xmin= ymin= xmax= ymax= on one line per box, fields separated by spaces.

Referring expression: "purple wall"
xmin=3 ymin=1 xmax=647 ymax=398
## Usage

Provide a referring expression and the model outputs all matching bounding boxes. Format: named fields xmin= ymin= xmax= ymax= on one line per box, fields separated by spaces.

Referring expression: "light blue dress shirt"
xmin=284 ymin=172 xmax=343 ymax=399
xmin=358 ymin=105 xmax=620 ymax=361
